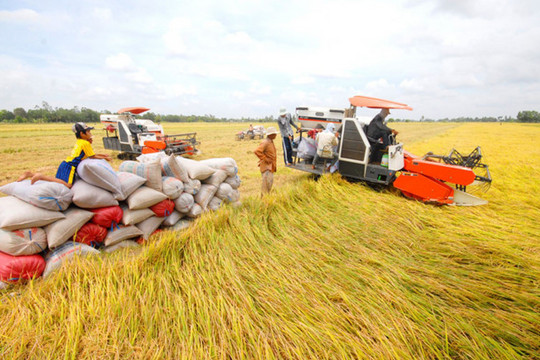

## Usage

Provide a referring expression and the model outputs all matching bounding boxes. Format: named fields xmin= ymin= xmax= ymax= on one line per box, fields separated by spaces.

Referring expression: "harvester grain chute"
xmin=287 ymin=96 xmax=492 ymax=206
xmin=101 ymin=107 xmax=199 ymax=160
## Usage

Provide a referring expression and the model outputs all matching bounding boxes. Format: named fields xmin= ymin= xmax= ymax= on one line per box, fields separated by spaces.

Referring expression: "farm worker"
xmin=17 ymin=122 xmax=112 ymax=188
xmin=277 ymin=107 xmax=299 ymax=166
xmin=312 ymin=123 xmax=339 ymax=170
xmin=254 ymin=126 xmax=278 ymax=195
xmin=367 ymin=108 xmax=398 ymax=163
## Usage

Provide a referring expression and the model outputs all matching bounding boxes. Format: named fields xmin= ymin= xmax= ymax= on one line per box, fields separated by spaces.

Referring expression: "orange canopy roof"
xmin=349 ymin=96 xmax=413 ymax=111
xmin=117 ymin=107 xmax=150 ymax=115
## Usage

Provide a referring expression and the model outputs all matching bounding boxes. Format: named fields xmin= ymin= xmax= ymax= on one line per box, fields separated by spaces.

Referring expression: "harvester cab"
xmin=287 ymin=96 xmax=492 ymax=206
xmin=100 ymin=107 xmax=199 ymax=160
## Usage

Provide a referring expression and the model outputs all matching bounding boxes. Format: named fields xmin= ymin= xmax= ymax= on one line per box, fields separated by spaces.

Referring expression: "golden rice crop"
xmin=0 ymin=122 xmax=538 ymax=359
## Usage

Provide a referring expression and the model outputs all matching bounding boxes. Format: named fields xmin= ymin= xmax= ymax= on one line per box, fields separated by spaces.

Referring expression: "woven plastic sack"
xmin=121 ymin=206 xmax=154 ymax=225
xmin=162 ymin=176 xmax=184 ymax=199
xmin=208 ymin=197 xmax=222 ymax=211
xmin=136 ymin=216 xmax=165 ymax=240
xmin=126 ymin=186 xmax=167 ymax=210
xmin=74 ymin=223 xmax=107 ymax=248
xmin=0 ymin=227 xmax=47 ymax=256
xmin=116 ymin=172 xmax=146 ymax=201
xmin=71 ymin=180 xmax=119 ymax=209
xmin=119 ymin=161 xmax=162 ymax=192
xmin=202 ymin=170 xmax=228 ymax=187
xmin=104 ymin=225 xmax=143 ymax=247
xmin=174 ymin=193 xmax=194 ymax=213
xmin=0 ymin=252 xmax=45 ymax=282
xmin=187 ymin=203 xmax=203 ymax=218
xmin=0 ymin=196 xmax=65 ymax=231
xmin=224 ymin=175 xmax=241 ymax=189
xmin=215 ymin=183 xmax=233 ymax=202
xmin=136 ymin=152 xmax=167 ymax=164
xmin=90 ymin=206 xmax=123 ymax=229
xmin=169 ymin=219 xmax=191 ymax=231
xmin=194 ymin=184 xmax=218 ymax=209
xmin=200 ymin=158 xmax=238 ymax=177
xmin=176 ymin=157 xmax=215 ymax=180
xmin=43 ymin=242 xmax=100 ymax=278
xmin=183 ymin=179 xmax=201 ymax=195
xmin=149 ymin=199 xmax=175 ymax=217
xmin=161 ymin=155 xmax=189 ymax=182
xmin=103 ymin=240 xmax=140 ymax=253
xmin=230 ymin=189 xmax=240 ymax=203
xmin=77 ymin=159 xmax=122 ymax=197
xmin=297 ymin=137 xmax=317 ymax=159
xmin=0 ymin=180 xmax=73 ymax=211
xmin=45 ymin=208 xmax=94 ymax=249
xmin=162 ymin=210 xmax=184 ymax=226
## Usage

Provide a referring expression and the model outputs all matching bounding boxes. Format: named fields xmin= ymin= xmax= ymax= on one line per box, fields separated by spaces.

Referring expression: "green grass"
xmin=0 ymin=122 xmax=539 ymax=359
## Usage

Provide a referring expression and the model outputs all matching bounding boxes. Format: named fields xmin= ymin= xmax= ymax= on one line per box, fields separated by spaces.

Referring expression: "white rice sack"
xmin=169 ymin=219 xmax=191 ymax=231
xmin=183 ymin=179 xmax=201 ymax=195
xmin=174 ymin=193 xmax=194 ymax=213
xmin=216 ymin=183 xmax=234 ymax=202
xmin=0 ymin=180 xmax=73 ymax=211
xmin=136 ymin=216 xmax=165 ymax=240
xmin=162 ymin=210 xmax=184 ymax=227
xmin=0 ymin=228 xmax=48 ymax=256
xmin=231 ymin=201 xmax=242 ymax=208
xmin=202 ymin=170 xmax=228 ymax=187
xmin=43 ymin=242 xmax=100 ymax=278
xmin=119 ymin=161 xmax=162 ymax=192
xmin=0 ymin=196 xmax=65 ymax=231
xmin=136 ymin=152 xmax=167 ymax=164
xmin=230 ymin=189 xmax=240 ymax=203
xmin=45 ymin=208 xmax=94 ymax=249
xmin=121 ymin=205 xmax=154 ymax=225
xmin=297 ymin=137 xmax=317 ymax=159
xmin=200 ymin=158 xmax=238 ymax=177
xmin=104 ymin=225 xmax=143 ymax=247
xmin=116 ymin=172 xmax=146 ymax=201
xmin=208 ymin=197 xmax=222 ymax=211
xmin=162 ymin=176 xmax=184 ymax=200
xmin=161 ymin=155 xmax=189 ymax=182
xmin=103 ymin=240 xmax=140 ymax=253
xmin=176 ymin=157 xmax=215 ymax=180
xmin=126 ymin=186 xmax=167 ymax=210
xmin=187 ymin=203 xmax=203 ymax=218
xmin=194 ymin=184 xmax=218 ymax=209
xmin=224 ymin=175 xmax=241 ymax=189
xmin=72 ymin=180 xmax=119 ymax=209
xmin=77 ymin=159 xmax=122 ymax=197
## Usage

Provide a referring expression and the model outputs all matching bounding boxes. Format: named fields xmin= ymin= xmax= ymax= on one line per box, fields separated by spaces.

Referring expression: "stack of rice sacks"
xmin=0 ymin=155 xmax=241 ymax=287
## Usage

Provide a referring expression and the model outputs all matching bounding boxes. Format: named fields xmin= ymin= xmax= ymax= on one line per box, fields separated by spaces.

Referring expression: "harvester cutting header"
xmin=288 ymin=96 xmax=492 ymax=206
xmin=101 ymin=107 xmax=199 ymax=160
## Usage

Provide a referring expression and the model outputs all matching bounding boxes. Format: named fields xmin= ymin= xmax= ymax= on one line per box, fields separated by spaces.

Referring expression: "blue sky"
xmin=1 ymin=0 xmax=539 ymax=119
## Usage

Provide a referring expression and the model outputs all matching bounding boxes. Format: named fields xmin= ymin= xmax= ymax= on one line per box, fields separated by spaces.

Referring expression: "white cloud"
xmin=105 ymin=53 xmax=136 ymax=72
xmin=0 ymin=9 xmax=40 ymax=22
xmin=92 ymin=8 xmax=112 ymax=21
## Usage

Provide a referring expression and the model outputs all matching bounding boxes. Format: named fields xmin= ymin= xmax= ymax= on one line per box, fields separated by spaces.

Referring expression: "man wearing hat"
xmin=277 ymin=108 xmax=299 ymax=165
xmin=367 ymin=108 xmax=398 ymax=163
xmin=18 ymin=122 xmax=111 ymax=188
xmin=254 ymin=126 xmax=279 ymax=195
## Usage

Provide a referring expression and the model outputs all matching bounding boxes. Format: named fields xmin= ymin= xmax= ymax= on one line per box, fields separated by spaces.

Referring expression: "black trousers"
xmin=282 ymin=136 xmax=293 ymax=164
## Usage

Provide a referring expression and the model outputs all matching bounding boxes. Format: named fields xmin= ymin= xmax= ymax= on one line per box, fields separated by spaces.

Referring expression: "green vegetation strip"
xmin=0 ymin=175 xmax=538 ymax=359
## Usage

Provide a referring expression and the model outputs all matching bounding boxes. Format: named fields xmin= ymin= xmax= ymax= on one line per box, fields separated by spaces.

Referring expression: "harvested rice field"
xmin=0 ymin=122 xmax=539 ymax=359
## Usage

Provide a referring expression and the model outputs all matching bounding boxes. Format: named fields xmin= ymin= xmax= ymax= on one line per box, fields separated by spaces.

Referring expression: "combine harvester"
xmin=288 ymin=96 xmax=492 ymax=206
xmin=101 ymin=107 xmax=199 ymax=159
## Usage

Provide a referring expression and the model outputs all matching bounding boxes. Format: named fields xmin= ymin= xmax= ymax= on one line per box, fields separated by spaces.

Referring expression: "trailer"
xmin=101 ymin=107 xmax=199 ymax=160
xmin=287 ymin=96 xmax=492 ymax=206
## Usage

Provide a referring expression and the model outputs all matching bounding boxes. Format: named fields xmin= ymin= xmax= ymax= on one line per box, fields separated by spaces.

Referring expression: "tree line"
xmin=0 ymin=102 xmax=539 ymax=123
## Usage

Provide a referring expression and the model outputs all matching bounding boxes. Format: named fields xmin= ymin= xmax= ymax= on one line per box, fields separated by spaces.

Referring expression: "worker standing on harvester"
xmin=277 ymin=108 xmax=299 ymax=166
xmin=367 ymin=108 xmax=398 ymax=163
xmin=254 ymin=127 xmax=279 ymax=195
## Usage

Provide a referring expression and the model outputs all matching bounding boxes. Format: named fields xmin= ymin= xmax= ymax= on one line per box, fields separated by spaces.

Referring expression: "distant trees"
xmin=517 ymin=111 xmax=540 ymax=123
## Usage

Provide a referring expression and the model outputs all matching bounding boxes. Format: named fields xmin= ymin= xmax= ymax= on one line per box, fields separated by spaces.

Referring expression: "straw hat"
xmin=266 ymin=126 xmax=279 ymax=136
xmin=279 ymin=108 xmax=287 ymax=116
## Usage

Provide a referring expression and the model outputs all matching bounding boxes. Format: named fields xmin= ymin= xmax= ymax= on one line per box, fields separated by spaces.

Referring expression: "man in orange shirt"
xmin=254 ymin=126 xmax=278 ymax=195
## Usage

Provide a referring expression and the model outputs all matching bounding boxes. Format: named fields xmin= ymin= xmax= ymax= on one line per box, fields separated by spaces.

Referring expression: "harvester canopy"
xmin=117 ymin=107 xmax=150 ymax=115
xmin=349 ymin=96 xmax=413 ymax=111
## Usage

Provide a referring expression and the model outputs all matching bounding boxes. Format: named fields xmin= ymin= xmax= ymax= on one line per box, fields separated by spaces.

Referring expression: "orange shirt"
xmin=254 ymin=138 xmax=277 ymax=173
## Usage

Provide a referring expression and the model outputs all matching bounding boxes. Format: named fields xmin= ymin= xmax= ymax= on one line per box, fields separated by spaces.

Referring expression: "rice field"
xmin=0 ymin=122 xmax=539 ymax=359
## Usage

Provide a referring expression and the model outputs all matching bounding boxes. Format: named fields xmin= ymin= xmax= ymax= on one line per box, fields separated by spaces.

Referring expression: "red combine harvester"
xmin=100 ymin=107 xmax=199 ymax=159
xmin=288 ymin=96 xmax=492 ymax=206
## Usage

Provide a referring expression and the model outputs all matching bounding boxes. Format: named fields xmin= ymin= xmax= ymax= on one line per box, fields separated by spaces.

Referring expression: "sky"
xmin=1 ymin=0 xmax=539 ymax=120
